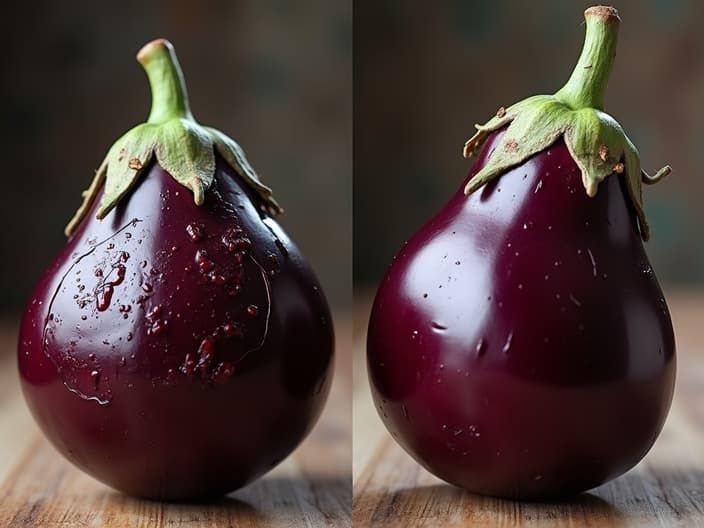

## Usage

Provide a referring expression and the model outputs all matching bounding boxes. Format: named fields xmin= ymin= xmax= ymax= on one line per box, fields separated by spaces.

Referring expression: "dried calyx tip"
xmin=137 ymin=38 xmax=172 ymax=63
xmin=584 ymin=5 xmax=620 ymax=22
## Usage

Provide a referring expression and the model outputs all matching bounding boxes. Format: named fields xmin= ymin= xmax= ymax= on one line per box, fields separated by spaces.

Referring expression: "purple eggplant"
xmin=367 ymin=6 xmax=674 ymax=498
xmin=18 ymin=39 xmax=333 ymax=500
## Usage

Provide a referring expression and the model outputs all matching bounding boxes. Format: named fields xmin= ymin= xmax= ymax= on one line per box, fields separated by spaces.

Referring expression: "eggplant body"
xmin=367 ymin=130 xmax=675 ymax=498
xmin=19 ymin=159 xmax=334 ymax=499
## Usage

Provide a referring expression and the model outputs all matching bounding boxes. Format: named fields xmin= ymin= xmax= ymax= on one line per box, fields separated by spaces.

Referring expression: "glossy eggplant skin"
xmin=18 ymin=159 xmax=334 ymax=500
xmin=367 ymin=130 xmax=675 ymax=499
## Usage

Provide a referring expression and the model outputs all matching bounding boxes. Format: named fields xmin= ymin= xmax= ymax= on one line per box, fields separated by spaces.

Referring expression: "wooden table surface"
xmin=353 ymin=291 xmax=704 ymax=528
xmin=0 ymin=316 xmax=352 ymax=528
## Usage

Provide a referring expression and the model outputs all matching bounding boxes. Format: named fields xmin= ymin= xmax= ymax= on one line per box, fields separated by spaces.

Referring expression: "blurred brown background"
xmin=0 ymin=0 xmax=351 ymax=315
xmin=354 ymin=0 xmax=704 ymax=288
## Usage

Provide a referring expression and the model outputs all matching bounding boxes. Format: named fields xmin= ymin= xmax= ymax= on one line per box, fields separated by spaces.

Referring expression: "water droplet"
xmin=222 ymin=322 xmax=243 ymax=338
xmin=423 ymin=293 xmax=428 ymax=298
xmin=534 ymin=474 xmax=543 ymax=481
xmin=195 ymin=249 xmax=215 ymax=272
xmin=164 ymin=368 xmax=180 ymax=386
xmin=88 ymin=353 xmax=96 ymax=361
xmin=587 ymin=248 xmax=597 ymax=277
xmin=149 ymin=319 xmax=167 ymax=336
xmin=146 ymin=305 xmax=162 ymax=322
xmin=534 ymin=180 xmax=544 ymax=193
xmin=476 ymin=338 xmax=487 ymax=357
xmin=180 ymin=352 xmax=197 ymax=376
xmin=221 ymin=227 xmax=252 ymax=253
xmin=212 ymin=361 xmax=235 ymax=384
xmin=523 ymin=222 xmax=533 ymax=230
xmin=502 ymin=332 xmax=514 ymax=354
xmin=90 ymin=370 xmax=100 ymax=388
xmin=186 ymin=223 xmax=204 ymax=242
xmin=454 ymin=260 xmax=461 ymax=266
xmin=210 ymin=274 xmax=226 ymax=285
xmin=274 ymin=238 xmax=288 ymax=257
xmin=196 ymin=336 xmax=216 ymax=371
xmin=568 ymin=293 xmax=582 ymax=307
xmin=411 ymin=330 xmax=419 ymax=340
xmin=431 ymin=321 xmax=448 ymax=331
xmin=96 ymin=284 xmax=114 ymax=311
xmin=247 ymin=305 xmax=259 ymax=317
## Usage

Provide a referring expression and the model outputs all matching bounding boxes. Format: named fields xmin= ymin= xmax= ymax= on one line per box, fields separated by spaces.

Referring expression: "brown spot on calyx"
xmin=584 ymin=6 xmax=620 ymax=23
xmin=613 ymin=162 xmax=624 ymax=174
xmin=504 ymin=139 xmax=519 ymax=153
xmin=496 ymin=106 xmax=507 ymax=118
xmin=599 ymin=145 xmax=609 ymax=161
xmin=128 ymin=158 xmax=143 ymax=170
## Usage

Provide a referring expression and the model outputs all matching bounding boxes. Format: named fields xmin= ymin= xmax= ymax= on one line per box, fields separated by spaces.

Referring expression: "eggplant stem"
xmin=137 ymin=39 xmax=193 ymax=124
xmin=553 ymin=7 xmax=620 ymax=111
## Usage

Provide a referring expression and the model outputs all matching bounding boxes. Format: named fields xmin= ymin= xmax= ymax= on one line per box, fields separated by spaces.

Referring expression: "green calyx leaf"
xmin=65 ymin=39 xmax=281 ymax=237
xmin=462 ymin=6 xmax=670 ymax=241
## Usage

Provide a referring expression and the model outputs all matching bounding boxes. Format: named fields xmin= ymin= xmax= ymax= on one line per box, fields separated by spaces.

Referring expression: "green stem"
xmin=553 ymin=6 xmax=620 ymax=111
xmin=137 ymin=39 xmax=193 ymax=123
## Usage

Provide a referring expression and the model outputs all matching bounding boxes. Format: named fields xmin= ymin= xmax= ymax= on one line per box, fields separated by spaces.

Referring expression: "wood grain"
xmin=0 ymin=316 xmax=352 ymax=528
xmin=353 ymin=291 xmax=704 ymax=528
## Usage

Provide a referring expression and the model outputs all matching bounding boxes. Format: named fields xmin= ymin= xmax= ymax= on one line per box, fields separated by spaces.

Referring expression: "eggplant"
xmin=18 ymin=39 xmax=334 ymax=500
xmin=367 ymin=6 xmax=675 ymax=498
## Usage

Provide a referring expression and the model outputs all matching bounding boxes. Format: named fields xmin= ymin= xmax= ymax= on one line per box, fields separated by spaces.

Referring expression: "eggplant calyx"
xmin=65 ymin=39 xmax=282 ymax=237
xmin=461 ymin=6 xmax=670 ymax=242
